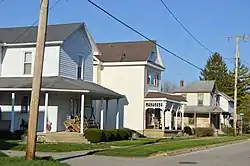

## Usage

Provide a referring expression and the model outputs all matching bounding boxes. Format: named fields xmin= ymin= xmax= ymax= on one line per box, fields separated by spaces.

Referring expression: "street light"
xmin=240 ymin=113 xmax=244 ymax=136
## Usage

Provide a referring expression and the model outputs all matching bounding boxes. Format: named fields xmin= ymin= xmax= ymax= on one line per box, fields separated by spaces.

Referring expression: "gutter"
xmin=3 ymin=41 xmax=63 ymax=46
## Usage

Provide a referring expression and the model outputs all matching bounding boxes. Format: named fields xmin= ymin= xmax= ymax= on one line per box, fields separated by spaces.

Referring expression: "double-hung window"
xmin=24 ymin=52 xmax=32 ymax=75
xmin=77 ymin=56 xmax=83 ymax=80
xmin=197 ymin=93 xmax=204 ymax=106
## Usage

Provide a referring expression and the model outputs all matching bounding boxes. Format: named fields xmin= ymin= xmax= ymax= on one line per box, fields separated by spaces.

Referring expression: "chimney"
xmin=180 ymin=80 xmax=184 ymax=87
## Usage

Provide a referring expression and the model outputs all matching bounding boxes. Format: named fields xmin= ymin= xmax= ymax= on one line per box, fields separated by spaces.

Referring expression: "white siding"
xmin=219 ymin=96 xmax=228 ymax=112
xmin=59 ymin=29 xmax=93 ymax=81
xmin=203 ymin=93 xmax=211 ymax=106
xmin=1 ymin=46 xmax=60 ymax=77
xmin=94 ymin=65 xmax=145 ymax=131
xmin=0 ymin=46 xmax=2 ymax=76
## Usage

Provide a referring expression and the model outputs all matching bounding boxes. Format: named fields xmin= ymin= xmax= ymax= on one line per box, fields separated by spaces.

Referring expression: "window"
xmin=77 ymin=56 xmax=83 ymax=79
xmin=197 ymin=93 xmax=204 ymax=106
xmin=150 ymin=71 xmax=155 ymax=85
xmin=24 ymin=52 xmax=32 ymax=75
xmin=21 ymin=96 xmax=29 ymax=113
xmin=154 ymin=73 xmax=160 ymax=87
xmin=146 ymin=70 xmax=150 ymax=84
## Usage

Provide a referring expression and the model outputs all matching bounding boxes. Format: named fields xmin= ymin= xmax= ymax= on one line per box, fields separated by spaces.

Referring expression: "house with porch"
xmin=94 ymin=41 xmax=187 ymax=137
xmin=0 ymin=22 xmax=123 ymax=134
xmin=173 ymin=80 xmax=232 ymax=131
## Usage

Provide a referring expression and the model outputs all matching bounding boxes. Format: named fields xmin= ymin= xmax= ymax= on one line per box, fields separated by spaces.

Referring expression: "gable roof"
xmin=173 ymin=80 xmax=216 ymax=93
xmin=96 ymin=40 xmax=155 ymax=62
xmin=218 ymin=92 xmax=234 ymax=102
xmin=0 ymin=22 xmax=83 ymax=44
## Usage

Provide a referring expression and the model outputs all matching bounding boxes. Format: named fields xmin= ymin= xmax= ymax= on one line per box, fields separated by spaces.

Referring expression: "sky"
xmin=1 ymin=0 xmax=250 ymax=86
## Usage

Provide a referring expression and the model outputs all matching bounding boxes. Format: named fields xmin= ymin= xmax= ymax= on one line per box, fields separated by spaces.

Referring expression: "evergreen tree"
xmin=227 ymin=62 xmax=250 ymax=113
xmin=200 ymin=52 xmax=229 ymax=92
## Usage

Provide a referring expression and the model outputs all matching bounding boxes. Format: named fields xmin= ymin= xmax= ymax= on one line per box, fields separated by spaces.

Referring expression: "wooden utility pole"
xmin=228 ymin=35 xmax=249 ymax=136
xmin=26 ymin=0 xmax=49 ymax=160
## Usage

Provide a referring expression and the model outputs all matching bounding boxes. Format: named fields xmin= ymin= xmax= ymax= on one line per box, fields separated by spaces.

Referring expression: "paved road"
xmin=64 ymin=140 xmax=250 ymax=166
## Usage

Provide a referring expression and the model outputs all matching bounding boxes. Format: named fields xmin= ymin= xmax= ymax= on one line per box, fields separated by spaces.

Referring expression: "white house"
xmin=173 ymin=80 xmax=233 ymax=130
xmin=0 ymin=22 xmax=186 ymax=138
xmin=217 ymin=92 xmax=234 ymax=127
xmin=93 ymin=41 xmax=187 ymax=136
xmin=0 ymin=22 xmax=123 ymax=134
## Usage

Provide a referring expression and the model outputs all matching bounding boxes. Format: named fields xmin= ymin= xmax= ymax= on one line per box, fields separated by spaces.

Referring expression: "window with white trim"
xmin=24 ymin=52 xmax=32 ymax=75
xmin=77 ymin=56 xmax=83 ymax=80
xmin=197 ymin=93 xmax=204 ymax=106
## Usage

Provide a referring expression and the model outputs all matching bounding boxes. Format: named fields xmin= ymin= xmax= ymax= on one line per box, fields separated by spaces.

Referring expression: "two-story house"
xmin=173 ymin=80 xmax=231 ymax=130
xmin=93 ymin=41 xmax=186 ymax=137
xmin=0 ymin=22 xmax=123 ymax=134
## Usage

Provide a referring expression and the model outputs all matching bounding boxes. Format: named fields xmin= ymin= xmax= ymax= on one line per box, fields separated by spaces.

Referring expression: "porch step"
xmin=37 ymin=132 xmax=90 ymax=144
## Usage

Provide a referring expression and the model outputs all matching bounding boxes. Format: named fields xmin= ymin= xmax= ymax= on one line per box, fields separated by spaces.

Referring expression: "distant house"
xmin=0 ymin=22 xmax=123 ymax=134
xmin=173 ymin=80 xmax=233 ymax=130
xmin=93 ymin=41 xmax=186 ymax=137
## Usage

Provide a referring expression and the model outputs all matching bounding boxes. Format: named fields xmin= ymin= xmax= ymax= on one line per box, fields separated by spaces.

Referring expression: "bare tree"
xmin=162 ymin=80 xmax=177 ymax=93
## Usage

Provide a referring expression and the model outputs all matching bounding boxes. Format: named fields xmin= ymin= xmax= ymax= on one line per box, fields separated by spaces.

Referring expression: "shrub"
xmin=184 ymin=126 xmax=192 ymax=135
xmin=84 ymin=128 xmax=105 ymax=143
xmin=194 ymin=127 xmax=214 ymax=137
xmin=85 ymin=128 xmax=134 ymax=143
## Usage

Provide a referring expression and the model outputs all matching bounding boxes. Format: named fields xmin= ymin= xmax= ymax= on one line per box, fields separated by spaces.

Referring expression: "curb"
xmin=149 ymin=139 xmax=249 ymax=158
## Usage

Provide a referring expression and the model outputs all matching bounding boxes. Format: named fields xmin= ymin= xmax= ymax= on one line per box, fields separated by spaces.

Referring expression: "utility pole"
xmin=26 ymin=0 xmax=49 ymax=160
xmin=228 ymin=35 xmax=249 ymax=136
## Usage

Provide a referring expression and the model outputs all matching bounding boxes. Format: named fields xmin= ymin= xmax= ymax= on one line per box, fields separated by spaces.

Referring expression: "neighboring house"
xmin=0 ymin=22 xmax=123 ymax=134
xmin=93 ymin=41 xmax=187 ymax=136
xmin=217 ymin=92 xmax=234 ymax=127
xmin=173 ymin=80 xmax=232 ymax=130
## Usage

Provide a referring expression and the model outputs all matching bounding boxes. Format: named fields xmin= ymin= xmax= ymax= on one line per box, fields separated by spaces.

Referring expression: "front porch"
xmin=143 ymin=92 xmax=187 ymax=137
xmin=0 ymin=76 xmax=124 ymax=135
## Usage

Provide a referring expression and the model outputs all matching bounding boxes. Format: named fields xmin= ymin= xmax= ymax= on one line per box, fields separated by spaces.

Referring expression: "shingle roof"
xmin=0 ymin=76 xmax=123 ymax=99
xmin=218 ymin=92 xmax=234 ymax=102
xmin=0 ymin=22 xmax=83 ymax=44
xmin=145 ymin=92 xmax=187 ymax=102
xmin=173 ymin=80 xmax=215 ymax=93
xmin=185 ymin=106 xmax=226 ymax=113
xmin=96 ymin=41 xmax=155 ymax=62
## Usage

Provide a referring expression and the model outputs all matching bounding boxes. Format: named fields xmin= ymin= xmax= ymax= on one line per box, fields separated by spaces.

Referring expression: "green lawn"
xmin=105 ymin=138 xmax=160 ymax=146
xmin=95 ymin=136 xmax=249 ymax=157
xmin=0 ymin=140 xmax=109 ymax=152
xmin=0 ymin=156 xmax=69 ymax=166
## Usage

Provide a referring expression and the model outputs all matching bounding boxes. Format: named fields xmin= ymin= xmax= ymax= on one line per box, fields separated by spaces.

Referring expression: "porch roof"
xmin=0 ymin=76 xmax=124 ymax=99
xmin=184 ymin=106 xmax=227 ymax=114
xmin=145 ymin=92 xmax=187 ymax=102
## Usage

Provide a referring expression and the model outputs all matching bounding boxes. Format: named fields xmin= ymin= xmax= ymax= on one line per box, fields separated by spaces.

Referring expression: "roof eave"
xmin=3 ymin=41 xmax=64 ymax=46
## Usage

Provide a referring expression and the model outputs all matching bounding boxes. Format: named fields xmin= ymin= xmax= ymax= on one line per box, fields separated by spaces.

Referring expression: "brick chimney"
xmin=180 ymin=80 xmax=184 ymax=87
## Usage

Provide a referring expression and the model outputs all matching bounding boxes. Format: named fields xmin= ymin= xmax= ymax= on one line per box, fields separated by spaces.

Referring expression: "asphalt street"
xmin=65 ymin=140 xmax=250 ymax=166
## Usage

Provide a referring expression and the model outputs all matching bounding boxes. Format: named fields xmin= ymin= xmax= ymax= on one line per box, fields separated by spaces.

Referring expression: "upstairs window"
xmin=154 ymin=73 xmax=160 ymax=87
xmin=77 ymin=56 xmax=83 ymax=80
xmin=24 ymin=52 xmax=32 ymax=75
xmin=197 ymin=93 xmax=204 ymax=106
xmin=146 ymin=70 xmax=151 ymax=84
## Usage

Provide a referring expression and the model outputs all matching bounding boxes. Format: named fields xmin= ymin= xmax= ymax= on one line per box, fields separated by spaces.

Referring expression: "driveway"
xmin=64 ymin=140 xmax=250 ymax=166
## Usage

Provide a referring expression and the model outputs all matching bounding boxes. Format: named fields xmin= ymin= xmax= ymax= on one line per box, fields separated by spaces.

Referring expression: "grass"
xmin=0 ymin=139 xmax=110 ymax=152
xmin=0 ymin=156 xmax=69 ymax=166
xmin=105 ymin=138 xmax=160 ymax=146
xmin=95 ymin=136 xmax=250 ymax=157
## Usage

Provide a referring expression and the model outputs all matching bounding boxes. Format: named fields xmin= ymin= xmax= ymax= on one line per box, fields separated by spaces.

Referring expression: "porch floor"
xmin=37 ymin=132 xmax=90 ymax=144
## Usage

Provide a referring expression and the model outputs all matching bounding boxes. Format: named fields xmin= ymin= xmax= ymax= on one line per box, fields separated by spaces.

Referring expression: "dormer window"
xmin=24 ymin=52 xmax=32 ymax=75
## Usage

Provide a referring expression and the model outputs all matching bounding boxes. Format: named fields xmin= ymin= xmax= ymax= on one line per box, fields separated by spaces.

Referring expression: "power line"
xmin=10 ymin=0 xmax=63 ymax=43
xmin=159 ymin=0 xmax=214 ymax=54
xmin=88 ymin=0 xmax=203 ymax=71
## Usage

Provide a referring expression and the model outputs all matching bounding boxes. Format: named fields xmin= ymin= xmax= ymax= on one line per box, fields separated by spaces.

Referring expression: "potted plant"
xmin=21 ymin=129 xmax=28 ymax=143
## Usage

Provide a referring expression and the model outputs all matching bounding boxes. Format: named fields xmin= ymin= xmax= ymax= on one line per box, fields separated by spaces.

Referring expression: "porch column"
xmin=175 ymin=109 xmax=178 ymax=130
xmin=80 ymin=94 xmax=85 ymax=134
xmin=100 ymin=98 xmax=104 ymax=130
xmin=116 ymin=99 xmax=119 ymax=129
xmin=209 ymin=112 xmax=211 ymax=127
xmin=181 ymin=110 xmax=184 ymax=130
xmin=10 ymin=93 xmax=15 ymax=133
xmin=219 ymin=113 xmax=222 ymax=130
xmin=162 ymin=110 xmax=165 ymax=131
xmin=43 ymin=93 xmax=49 ymax=133
xmin=105 ymin=100 xmax=109 ymax=129
xmin=169 ymin=103 xmax=174 ymax=130
xmin=194 ymin=112 xmax=197 ymax=128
